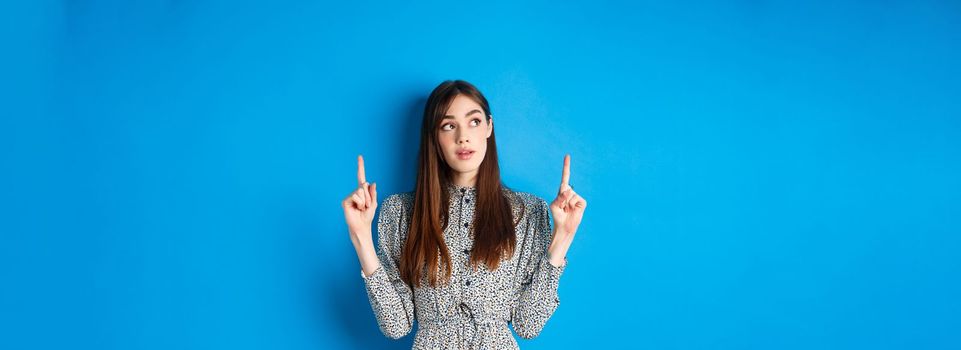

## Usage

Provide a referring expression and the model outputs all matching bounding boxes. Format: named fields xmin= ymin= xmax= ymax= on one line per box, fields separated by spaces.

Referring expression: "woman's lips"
xmin=456 ymin=150 xmax=475 ymax=160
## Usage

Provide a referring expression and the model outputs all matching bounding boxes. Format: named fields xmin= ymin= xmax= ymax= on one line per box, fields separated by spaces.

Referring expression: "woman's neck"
xmin=451 ymin=171 xmax=478 ymax=188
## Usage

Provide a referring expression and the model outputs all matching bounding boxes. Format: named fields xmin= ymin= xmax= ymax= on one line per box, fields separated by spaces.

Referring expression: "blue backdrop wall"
xmin=3 ymin=1 xmax=960 ymax=349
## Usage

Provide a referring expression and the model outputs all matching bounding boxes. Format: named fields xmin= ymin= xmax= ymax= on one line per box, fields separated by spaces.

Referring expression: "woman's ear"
xmin=487 ymin=115 xmax=494 ymax=138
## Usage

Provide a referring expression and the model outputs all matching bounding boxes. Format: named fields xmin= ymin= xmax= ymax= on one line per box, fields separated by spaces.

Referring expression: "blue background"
xmin=2 ymin=1 xmax=960 ymax=349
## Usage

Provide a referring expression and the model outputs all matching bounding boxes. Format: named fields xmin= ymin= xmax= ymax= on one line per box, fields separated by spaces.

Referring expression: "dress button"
xmin=465 ymin=198 xmax=470 ymax=203
xmin=460 ymin=188 xmax=465 ymax=193
xmin=463 ymin=222 xmax=469 ymax=228
xmin=465 ymin=279 xmax=471 ymax=286
xmin=463 ymin=249 xmax=470 ymax=254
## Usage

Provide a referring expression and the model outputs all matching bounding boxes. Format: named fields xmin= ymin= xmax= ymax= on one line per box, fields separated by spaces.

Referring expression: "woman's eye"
xmin=470 ymin=119 xmax=481 ymax=126
xmin=441 ymin=123 xmax=454 ymax=131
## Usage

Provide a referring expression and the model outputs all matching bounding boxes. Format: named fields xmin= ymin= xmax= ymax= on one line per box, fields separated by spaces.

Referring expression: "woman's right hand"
xmin=343 ymin=155 xmax=378 ymax=240
xmin=343 ymin=155 xmax=382 ymax=277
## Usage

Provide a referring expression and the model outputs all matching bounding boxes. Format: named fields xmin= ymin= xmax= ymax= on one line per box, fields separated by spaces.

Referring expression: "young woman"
xmin=341 ymin=80 xmax=587 ymax=349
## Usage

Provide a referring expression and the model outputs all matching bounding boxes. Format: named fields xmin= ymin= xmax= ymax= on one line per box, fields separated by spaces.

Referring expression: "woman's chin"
xmin=447 ymin=161 xmax=480 ymax=174
xmin=452 ymin=166 xmax=478 ymax=174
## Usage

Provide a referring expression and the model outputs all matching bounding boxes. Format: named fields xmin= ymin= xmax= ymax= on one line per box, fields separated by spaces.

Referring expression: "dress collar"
xmin=445 ymin=182 xmax=477 ymax=197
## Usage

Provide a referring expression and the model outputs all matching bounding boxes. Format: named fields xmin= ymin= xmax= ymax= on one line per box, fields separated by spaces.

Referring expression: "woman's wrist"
xmin=547 ymin=229 xmax=573 ymax=267
xmin=349 ymin=228 xmax=380 ymax=277
xmin=359 ymin=252 xmax=381 ymax=278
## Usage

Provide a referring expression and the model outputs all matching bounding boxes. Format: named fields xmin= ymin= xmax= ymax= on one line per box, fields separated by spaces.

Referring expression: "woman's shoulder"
xmin=381 ymin=191 xmax=414 ymax=213
xmin=502 ymin=187 xmax=549 ymax=220
xmin=377 ymin=192 xmax=414 ymax=244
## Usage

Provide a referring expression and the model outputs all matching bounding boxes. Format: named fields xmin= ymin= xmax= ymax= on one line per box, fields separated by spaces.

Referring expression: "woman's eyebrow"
xmin=443 ymin=109 xmax=483 ymax=119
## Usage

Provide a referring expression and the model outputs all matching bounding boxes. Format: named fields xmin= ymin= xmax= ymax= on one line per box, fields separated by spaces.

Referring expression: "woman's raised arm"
xmin=341 ymin=155 xmax=381 ymax=276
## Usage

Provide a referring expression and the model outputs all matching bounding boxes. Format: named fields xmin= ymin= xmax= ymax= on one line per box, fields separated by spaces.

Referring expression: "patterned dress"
xmin=361 ymin=182 xmax=567 ymax=349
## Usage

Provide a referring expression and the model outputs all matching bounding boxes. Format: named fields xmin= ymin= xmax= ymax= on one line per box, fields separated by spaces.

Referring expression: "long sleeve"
xmin=361 ymin=194 xmax=415 ymax=339
xmin=510 ymin=197 xmax=567 ymax=339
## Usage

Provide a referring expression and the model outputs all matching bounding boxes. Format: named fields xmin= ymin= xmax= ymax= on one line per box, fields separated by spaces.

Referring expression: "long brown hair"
xmin=400 ymin=80 xmax=519 ymax=288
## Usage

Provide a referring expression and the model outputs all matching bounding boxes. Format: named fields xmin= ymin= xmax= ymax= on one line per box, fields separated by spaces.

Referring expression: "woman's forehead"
xmin=444 ymin=94 xmax=483 ymax=117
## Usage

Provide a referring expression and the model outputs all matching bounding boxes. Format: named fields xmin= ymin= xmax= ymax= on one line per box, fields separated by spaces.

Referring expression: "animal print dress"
xmin=361 ymin=182 xmax=567 ymax=349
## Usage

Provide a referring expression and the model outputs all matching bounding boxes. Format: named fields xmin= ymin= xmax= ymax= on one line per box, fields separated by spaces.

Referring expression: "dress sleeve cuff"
xmin=540 ymin=254 xmax=566 ymax=282
xmin=546 ymin=251 xmax=568 ymax=269
xmin=361 ymin=265 xmax=385 ymax=282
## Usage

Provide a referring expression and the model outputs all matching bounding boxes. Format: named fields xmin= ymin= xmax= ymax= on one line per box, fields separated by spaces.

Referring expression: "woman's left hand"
xmin=550 ymin=154 xmax=587 ymax=238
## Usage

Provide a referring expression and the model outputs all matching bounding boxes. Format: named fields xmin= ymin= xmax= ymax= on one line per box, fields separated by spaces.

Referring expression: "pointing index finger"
xmin=357 ymin=155 xmax=366 ymax=186
xmin=560 ymin=154 xmax=571 ymax=190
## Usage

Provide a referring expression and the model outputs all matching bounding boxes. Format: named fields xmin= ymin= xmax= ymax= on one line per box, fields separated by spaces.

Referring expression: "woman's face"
xmin=437 ymin=94 xmax=493 ymax=179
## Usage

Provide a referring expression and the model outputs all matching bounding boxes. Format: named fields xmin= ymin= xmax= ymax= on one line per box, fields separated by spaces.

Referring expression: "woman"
xmin=341 ymin=80 xmax=587 ymax=349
